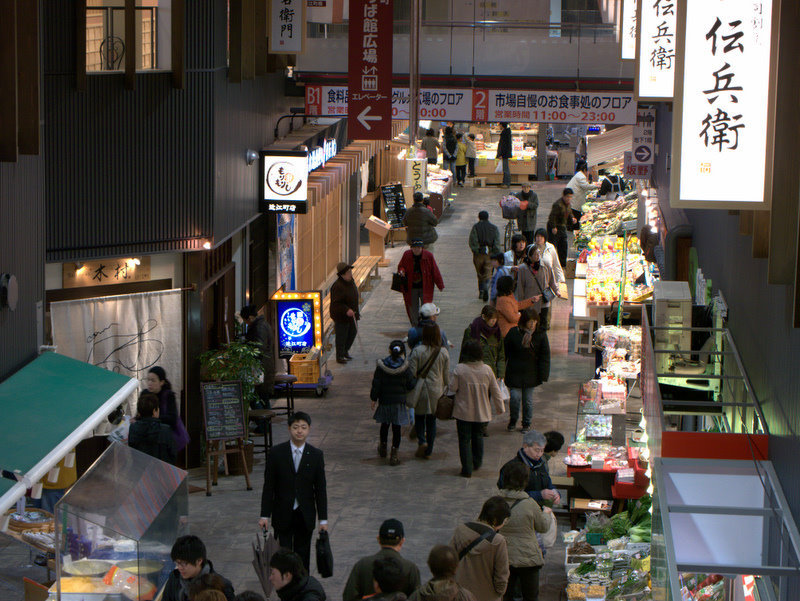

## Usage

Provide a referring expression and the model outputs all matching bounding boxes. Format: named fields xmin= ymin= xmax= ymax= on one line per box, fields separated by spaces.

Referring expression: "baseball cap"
xmin=410 ymin=239 xmax=424 ymax=247
xmin=336 ymin=262 xmax=353 ymax=276
xmin=379 ymin=518 xmax=404 ymax=540
xmin=420 ymin=303 xmax=440 ymax=318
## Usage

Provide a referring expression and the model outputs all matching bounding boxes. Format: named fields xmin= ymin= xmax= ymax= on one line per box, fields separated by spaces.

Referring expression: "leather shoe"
xmin=336 ymin=357 xmax=347 ymax=364
xmin=344 ymin=354 xmax=353 ymax=360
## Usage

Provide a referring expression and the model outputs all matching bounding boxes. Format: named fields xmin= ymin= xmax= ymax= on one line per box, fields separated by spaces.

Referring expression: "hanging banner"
xmin=635 ymin=0 xmax=676 ymax=100
xmin=621 ymin=0 xmax=638 ymax=60
xmin=307 ymin=86 xmax=636 ymax=125
xmin=50 ymin=289 xmax=183 ymax=426
xmin=270 ymin=0 xmax=304 ymax=54
xmin=347 ymin=0 xmax=393 ymax=140
xmin=405 ymin=158 xmax=427 ymax=193
xmin=671 ymin=0 xmax=777 ymax=209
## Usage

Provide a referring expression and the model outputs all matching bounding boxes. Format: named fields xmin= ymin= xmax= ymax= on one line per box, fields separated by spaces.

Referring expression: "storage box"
xmin=289 ymin=352 xmax=320 ymax=384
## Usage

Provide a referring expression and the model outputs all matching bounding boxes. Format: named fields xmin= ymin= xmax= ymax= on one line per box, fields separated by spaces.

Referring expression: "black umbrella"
xmin=252 ymin=528 xmax=280 ymax=597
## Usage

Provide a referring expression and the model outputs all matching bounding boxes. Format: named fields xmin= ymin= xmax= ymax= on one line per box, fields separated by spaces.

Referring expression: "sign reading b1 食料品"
xmin=671 ymin=0 xmax=777 ymax=209
xmin=348 ymin=0 xmax=393 ymax=140
xmin=261 ymin=150 xmax=309 ymax=214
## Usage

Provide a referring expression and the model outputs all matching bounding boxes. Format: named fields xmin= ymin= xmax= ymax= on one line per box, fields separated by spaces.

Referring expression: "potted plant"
xmin=199 ymin=339 xmax=264 ymax=474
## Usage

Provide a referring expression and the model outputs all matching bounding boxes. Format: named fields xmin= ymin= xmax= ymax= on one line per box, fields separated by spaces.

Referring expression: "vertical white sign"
xmin=673 ymin=0 xmax=774 ymax=208
xmin=270 ymin=0 xmax=304 ymax=54
xmin=621 ymin=0 xmax=638 ymax=60
xmin=637 ymin=0 xmax=676 ymax=99
xmin=632 ymin=108 xmax=656 ymax=165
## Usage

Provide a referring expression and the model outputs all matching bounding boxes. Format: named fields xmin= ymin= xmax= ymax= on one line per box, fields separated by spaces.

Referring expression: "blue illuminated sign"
xmin=277 ymin=299 xmax=316 ymax=357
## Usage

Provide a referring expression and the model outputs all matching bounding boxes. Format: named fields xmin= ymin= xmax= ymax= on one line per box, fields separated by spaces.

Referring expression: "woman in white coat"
xmin=407 ymin=323 xmax=450 ymax=459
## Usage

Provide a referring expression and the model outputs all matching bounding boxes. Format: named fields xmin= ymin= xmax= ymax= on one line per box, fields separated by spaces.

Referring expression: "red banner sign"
xmin=347 ymin=0 xmax=393 ymax=139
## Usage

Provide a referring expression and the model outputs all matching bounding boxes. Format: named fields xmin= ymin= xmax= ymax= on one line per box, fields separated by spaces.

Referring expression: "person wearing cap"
xmin=547 ymin=188 xmax=576 ymax=269
xmin=407 ymin=303 xmax=450 ymax=350
xmin=515 ymin=183 xmax=539 ymax=246
xmin=370 ymin=340 xmax=415 ymax=466
xmin=330 ymin=262 xmax=360 ymax=364
xmin=402 ymin=192 xmax=439 ymax=250
xmin=469 ymin=211 xmax=501 ymax=302
xmin=342 ymin=519 xmax=421 ymax=601
xmin=397 ymin=241 xmax=444 ymax=326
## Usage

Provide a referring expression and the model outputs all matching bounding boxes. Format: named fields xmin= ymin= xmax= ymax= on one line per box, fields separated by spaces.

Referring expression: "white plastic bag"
xmin=498 ymin=379 xmax=511 ymax=402
xmin=494 ymin=160 xmax=503 ymax=174
xmin=541 ymin=508 xmax=558 ymax=548
xmin=107 ymin=415 xmax=131 ymax=444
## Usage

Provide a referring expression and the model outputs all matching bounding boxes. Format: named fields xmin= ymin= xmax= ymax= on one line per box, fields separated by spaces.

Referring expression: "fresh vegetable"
xmin=568 ymin=541 xmax=596 ymax=556
xmin=628 ymin=523 xmax=651 ymax=543
xmin=575 ymin=560 xmax=596 ymax=576
xmin=693 ymin=574 xmax=723 ymax=594
xmin=627 ymin=494 xmax=652 ymax=525
xmin=606 ymin=570 xmax=649 ymax=599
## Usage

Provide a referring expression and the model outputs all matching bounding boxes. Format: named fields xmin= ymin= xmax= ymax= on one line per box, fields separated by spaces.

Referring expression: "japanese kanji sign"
xmin=307 ymin=86 xmax=636 ymax=125
xmin=62 ymin=257 xmax=151 ymax=289
xmin=632 ymin=107 xmax=656 ymax=165
xmin=621 ymin=0 xmax=638 ymax=60
xmin=671 ymin=0 xmax=776 ymax=209
xmin=636 ymin=0 xmax=676 ymax=99
xmin=261 ymin=150 xmax=309 ymax=214
xmin=270 ymin=0 xmax=304 ymax=54
xmin=348 ymin=0 xmax=393 ymax=139
xmin=623 ymin=151 xmax=653 ymax=180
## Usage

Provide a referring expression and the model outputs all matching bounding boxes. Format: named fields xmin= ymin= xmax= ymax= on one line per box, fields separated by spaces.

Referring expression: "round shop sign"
xmin=266 ymin=161 xmax=304 ymax=196
xmin=280 ymin=307 xmax=312 ymax=338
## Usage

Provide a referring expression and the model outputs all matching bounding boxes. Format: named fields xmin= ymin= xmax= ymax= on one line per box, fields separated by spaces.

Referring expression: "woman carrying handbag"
xmin=406 ymin=324 xmax=450 ymax=459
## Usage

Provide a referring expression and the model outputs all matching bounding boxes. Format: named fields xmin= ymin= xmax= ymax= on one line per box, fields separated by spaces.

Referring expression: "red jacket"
xmin=397 ymin=250 xmax=444 ymax=319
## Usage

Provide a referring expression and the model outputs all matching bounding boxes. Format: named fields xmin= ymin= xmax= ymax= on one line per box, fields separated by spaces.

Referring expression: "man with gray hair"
xmin=496 ymin=430 xmax=561 ymax=505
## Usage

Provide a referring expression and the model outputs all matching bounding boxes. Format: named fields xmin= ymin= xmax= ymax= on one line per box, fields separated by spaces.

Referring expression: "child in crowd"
xmin=489 ymin=253 xmax=511 ymax=304
xmin=370 ymin=340 xmax=416 ymax=466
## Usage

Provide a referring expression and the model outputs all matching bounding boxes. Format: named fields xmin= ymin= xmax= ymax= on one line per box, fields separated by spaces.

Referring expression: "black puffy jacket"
xmin=129 ymin=417 xmax=176 ymax=464
xmin=370 ymin=356 xmax=416 ymax=405
xmin=277 ymin=575 xmax=327 ymax=601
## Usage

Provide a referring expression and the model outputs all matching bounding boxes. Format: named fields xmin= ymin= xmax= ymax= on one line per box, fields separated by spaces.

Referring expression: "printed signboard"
xmin=261 ymin=150 xmax=309 ymax=214
xmin=636 ymin=0 xmax=676 ymax=99
xmin=271 ymin=289 xmax=323 ymax=358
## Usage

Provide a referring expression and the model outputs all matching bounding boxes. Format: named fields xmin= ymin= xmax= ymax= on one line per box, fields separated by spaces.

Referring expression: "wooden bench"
xmin=473 ymin=176 xmax=487 ymax=187
xmin=351 ymin=255 xmax=381 ymax=291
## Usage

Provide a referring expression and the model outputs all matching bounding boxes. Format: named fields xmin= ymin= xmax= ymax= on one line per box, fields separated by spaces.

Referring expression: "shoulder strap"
xmin=510 ymin=498 xmax=525 ymax=510
xmin=459 ymin=523 xmax=496 ymax=560
xmin=417 ymin=347 xmax=440 ymax=379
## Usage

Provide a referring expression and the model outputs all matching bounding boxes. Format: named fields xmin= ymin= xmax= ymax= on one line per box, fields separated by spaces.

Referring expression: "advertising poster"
xmin=276 ymin=298 xmax=316 ymax=357
xmin=277 ymin=214 xmax=296 ymax=291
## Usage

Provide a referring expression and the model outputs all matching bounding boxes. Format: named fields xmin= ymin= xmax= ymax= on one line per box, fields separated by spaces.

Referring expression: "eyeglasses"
xmin=529 ymin=446 xmax=544 ymax=453
xmin=174 ymin=561 xmax=195 ymax=569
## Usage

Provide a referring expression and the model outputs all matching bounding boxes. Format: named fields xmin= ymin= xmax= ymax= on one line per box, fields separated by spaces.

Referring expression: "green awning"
xmin=0 ymin=353 xmax=138 ymax=516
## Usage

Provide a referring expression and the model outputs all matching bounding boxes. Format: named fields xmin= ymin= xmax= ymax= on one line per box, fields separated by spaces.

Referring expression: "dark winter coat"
xmin=245 ymin=314 xmax=276 ymax=390
xmin=547 ymin=198 xmax=570 ymax=231
xmin=503 ymin=327 xmax=550 ymax=389
xmin=496 ymin=127 xmax=512 ymax=159
xmin=397 ymin=250 xmax=445 ymax=321
xmin=157 ymin=388 xmax=190 ymax=452
xmin=497 ymin=450 xmax=556 ymax=504
xmin=330 ymin=276 xmax=360 ymax=323
xmin=342 ymin=547 xmax=421 ymax=601
xmin=162 ymin=560 xmax=235 ymax=601
xmin=468 ymin=221 xmax=501 ymax=256
xmin=370 ymin=356 xmax=416 ymax=405
xmin=460 ymin=321 xmax=505 ymax=379
xmin=277 ymin=575 xmax=327 ymax=601
xmin=403 ymin=204 xmax=439 ymax=245
xmin=128 ymin=417 xmax=176 ymax=464
xmin=408 ymin=579 xmax=476 ymax=601
xmin=514 ymin=190 xmax=539 ymax=233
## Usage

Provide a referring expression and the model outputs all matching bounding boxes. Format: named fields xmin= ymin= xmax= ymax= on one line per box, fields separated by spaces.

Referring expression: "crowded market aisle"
xmin=153 ymin=184 xmax=594 ymax=600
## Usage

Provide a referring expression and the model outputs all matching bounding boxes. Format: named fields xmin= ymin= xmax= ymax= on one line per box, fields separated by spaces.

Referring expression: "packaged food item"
xmin=102 ymin=565 xmax=157 ymax=601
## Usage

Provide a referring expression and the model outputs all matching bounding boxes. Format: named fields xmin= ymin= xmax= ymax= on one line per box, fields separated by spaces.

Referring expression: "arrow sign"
xmin=634 ymin=145 xmax=652 ymax=163
xmin=357 ymin=106 xmax=382 ymax=131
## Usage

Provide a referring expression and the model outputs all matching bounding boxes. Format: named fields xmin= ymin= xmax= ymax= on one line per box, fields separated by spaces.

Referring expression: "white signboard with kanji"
xmin=270 ymin=0 xmax=304 ymax=54
xmin=487 ymin=90 xmax=637 ymax=125
xmin=636 ymin=0 xmax=676 ymax=99
xmin=621 ymin=0 xmax=638 ymax=60
xmin=672 ymin=0 xmax=776 ymax=209
xmin=632 ymin=108 xmax=656 ymax=165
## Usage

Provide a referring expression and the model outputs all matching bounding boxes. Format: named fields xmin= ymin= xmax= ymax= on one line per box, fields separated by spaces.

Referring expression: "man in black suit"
xmin=259 ymin=411 xmax=328 ymax=569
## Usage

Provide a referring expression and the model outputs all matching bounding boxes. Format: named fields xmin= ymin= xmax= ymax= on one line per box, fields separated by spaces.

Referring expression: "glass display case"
xmin=51 ymin=442 xmax=188 ymax=600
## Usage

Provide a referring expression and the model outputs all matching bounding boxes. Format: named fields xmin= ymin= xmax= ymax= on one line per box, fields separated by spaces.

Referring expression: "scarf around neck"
xmin=470 ymin=316 xmax=500 ymax=340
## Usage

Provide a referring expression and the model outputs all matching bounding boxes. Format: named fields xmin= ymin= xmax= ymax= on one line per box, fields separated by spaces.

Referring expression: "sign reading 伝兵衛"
xmin=270 ymin=0 xmax=303 ymax=54
xmin=306 ymin=87 xmax=637 ymax=125
xmin=348 ymin=0 xmax=393 ymax=140
xmin=636 ymin=0 xmax=676 ymax=99
xmin=671 ymin=0 xmax=776 ymax=209
xmin=261 ymin=150 xmax=309 ymax=214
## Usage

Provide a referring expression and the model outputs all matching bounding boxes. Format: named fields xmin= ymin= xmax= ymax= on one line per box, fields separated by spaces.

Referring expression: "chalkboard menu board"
xmin=201 ymin=381 xmax=246 ymax=442
xmin=380 ymin=183 xmax=406 ymax=229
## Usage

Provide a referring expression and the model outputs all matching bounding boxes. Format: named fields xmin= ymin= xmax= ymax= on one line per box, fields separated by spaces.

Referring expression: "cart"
xmin=286 ymin=351 xmax=333 ymax=397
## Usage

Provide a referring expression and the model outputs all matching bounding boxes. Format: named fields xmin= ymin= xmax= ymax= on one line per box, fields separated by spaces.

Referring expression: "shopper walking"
xmin=455 ymin=133 xmax=468 ymax=186
xmin=515 ymin=183 xmax=539 ymax=245
xmin=494 ymin=276 xmax=536 ymax=338
xmin=566 ymin=161 xmax=598 ymax=212
xmin=533 ymin=228 xmax=565 ymax=292
xmin=408 ymin=302 xmax=450 ymax=350
xmin=498 ymin=461 xmax=553 ymax=601
xmin=547 ymin=188 xmax=576 ymax=269
xmin=442 ymin=126 xmax=458 ymax=175
xmin=403 ymin=193 xmax=439 ymax=249
xmin=497 ymin=430 xmax=561 ymax=505
xmin=145 ymin=366 xmax=190 ymax=454
xmin=450 ymin=496 xmax=511 ymax=601
xmin=496 ymin=123 xmax=513 ymax=188
xmin=466 ymin=134 xmax=478 ymax=178
xmin=407 ymin=324 xmax=450 ymax=459
xmin=503 ymin=234 xmax=528 ymax=289
xmin=489 ymin=253 xmax=512 ymax=304
xmin=268 ymin=549 xmax=327 ymax=601
xmin=397 ymin=240 xmax=445 ymax=326
xmin=329 ymin=262 xmax=360 ymax=364
xmin=421 ymin=129 xmax=441 ymax=165
xmin=469 ymin=210 xmax=501 ymax=302
xmin=503 ymin=309 xmax=550 ymax=432
xmin=460 ymin=305 xmax=506 ymax=381
xmin=515 ymin=245 xmax=558 ymax=331
xmin=370 ymin=341 xmax=415 ymax=466
xmin=408 ymin=544 xmax=476 ymax=601
xmin=450 ymin=340 xmax=505 ymax=477
xmin=241 ymin=305 xmax=276 ymax=408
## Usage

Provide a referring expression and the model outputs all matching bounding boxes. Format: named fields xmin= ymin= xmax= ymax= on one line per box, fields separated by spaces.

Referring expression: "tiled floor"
xmin=0 ymin=181 xmax=595 ymax=600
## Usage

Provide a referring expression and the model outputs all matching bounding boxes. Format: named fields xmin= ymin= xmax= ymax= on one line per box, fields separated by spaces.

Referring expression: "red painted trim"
xmin=661 ymin=432 xmax=769 ymax=461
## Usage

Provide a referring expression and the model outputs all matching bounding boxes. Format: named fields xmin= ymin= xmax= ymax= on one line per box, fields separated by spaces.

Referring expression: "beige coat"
xmin=450 ymin=362 xmax=505 ymax=423
xmin=498 ymin=489 xmax=551 ymax=568
xmin=407 ymin=344 xmax=450 ymax=415
xmin=450 ymin=523 xmax=509 ymax=601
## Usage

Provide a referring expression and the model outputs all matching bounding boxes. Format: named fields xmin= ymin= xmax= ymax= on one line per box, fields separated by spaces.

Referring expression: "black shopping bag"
xmin=315 ymin=530 xmax=333 ymax=578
